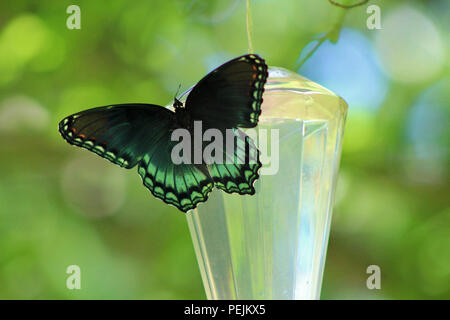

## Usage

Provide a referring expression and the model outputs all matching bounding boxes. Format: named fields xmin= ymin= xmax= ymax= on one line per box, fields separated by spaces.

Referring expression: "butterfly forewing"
xmin=185 ymin=54 xmax=268 ymax=129
xmin=59 ymin=104 xmax=175 ymax=169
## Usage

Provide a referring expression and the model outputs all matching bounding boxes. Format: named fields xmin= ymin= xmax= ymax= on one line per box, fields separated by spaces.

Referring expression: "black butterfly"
xmin=59 ymin=54 xmax=268 ymax=212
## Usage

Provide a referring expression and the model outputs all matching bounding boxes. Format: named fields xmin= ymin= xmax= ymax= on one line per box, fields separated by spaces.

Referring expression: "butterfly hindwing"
xmin=207 ymin=128 xmax=261 ymax=195
xmin=185 ymin=54 xmax=268 ymax=129
xmin=59 ymin=104 xmax=175 ymax=169
xmin=137 ymin=131 xmax=214 ymax=212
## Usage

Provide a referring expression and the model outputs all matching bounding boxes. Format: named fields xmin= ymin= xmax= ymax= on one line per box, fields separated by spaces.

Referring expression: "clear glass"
xmin=178 ymin=67 xmax=347 ymax=299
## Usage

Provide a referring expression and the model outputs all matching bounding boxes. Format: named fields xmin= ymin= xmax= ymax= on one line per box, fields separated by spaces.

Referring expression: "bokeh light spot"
xmin=375 ymin=5 xmax=444 ymax=84
xmin=61 ymin=155 xmax=127 ymax=218
xmin=0 ymin=14 xmax=49 ymax=85
xmin=404 ymin=78 xmax=449 ymax=184
xmin=0 ymin=96 xmax=49 ymax=132
xmin=300 ymin=28 xmax=389 ymax=113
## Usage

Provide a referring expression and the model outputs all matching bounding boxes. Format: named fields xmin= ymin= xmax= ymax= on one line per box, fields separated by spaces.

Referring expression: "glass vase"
xmin=183 ymin=66 xmax=348 ymax=300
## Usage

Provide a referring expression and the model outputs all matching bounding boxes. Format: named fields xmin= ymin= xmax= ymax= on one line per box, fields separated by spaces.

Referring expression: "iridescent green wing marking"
xmin=137 ymin=131 xmax=214 ymax=212
xmin=207 ymin=129 xmax=261 ymax=195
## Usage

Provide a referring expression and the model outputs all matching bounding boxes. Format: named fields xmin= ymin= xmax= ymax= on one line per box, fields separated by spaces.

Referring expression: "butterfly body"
xmin=173 ymin=103 xmax=193 ymax=131
xmin=59 ymin=54 xmax=268 ymax=212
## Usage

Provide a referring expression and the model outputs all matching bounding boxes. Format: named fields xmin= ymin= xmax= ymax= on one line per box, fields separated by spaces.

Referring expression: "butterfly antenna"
xmin=173 ymin=84 xmax=183 ymax=110
xmin=174 ymin=84 xmax=182 ymax=100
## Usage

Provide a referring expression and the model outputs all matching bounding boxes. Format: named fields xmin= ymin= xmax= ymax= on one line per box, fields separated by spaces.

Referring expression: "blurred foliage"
xmin=0 ymin=0 xmax=448 ymax=299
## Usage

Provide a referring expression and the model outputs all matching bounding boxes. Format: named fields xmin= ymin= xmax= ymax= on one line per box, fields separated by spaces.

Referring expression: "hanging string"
xmin=246 ymin=0 xmax=254 ymax=54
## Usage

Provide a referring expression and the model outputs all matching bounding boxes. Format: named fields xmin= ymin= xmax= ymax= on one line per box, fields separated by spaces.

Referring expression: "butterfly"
xmin=58 ymin=54 xmax=268 ymax=212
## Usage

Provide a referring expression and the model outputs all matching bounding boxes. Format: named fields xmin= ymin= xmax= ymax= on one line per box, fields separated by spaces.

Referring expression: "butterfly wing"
xmin=185 ymin=54 xmax=268 ymax=129
xmin=59 ymin=104 xmax=214 ymax=212
xmin=185 ymin=54 xmax=267 ymax=195
xmin=137 ymin=131 xmax=214 ymax=212
xmin=206 ymin=128 xmax=261 ymax=195
xmin=59 ymin=104 xmax=174 ymax=169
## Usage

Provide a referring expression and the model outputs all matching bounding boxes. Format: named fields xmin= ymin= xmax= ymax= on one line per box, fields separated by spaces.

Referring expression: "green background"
xmin=0 ymin=0 xmax=448 ymax=299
